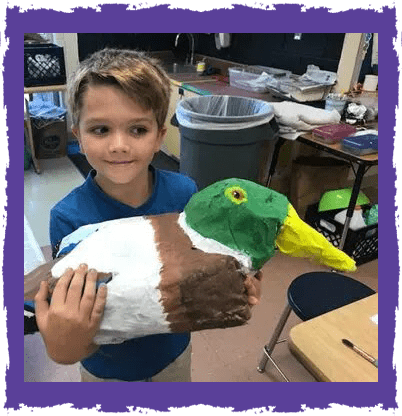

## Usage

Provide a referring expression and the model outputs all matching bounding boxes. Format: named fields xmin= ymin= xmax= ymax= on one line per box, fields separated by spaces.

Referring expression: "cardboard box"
xmin=290 ymin=156 xmax=351 ymax=219
xmin=33 ymin=119 xmax=67 ymax=159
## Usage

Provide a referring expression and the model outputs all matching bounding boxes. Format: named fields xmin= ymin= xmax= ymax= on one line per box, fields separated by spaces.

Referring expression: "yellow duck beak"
xmin=275 ymin=204 xmax=357 ymax=272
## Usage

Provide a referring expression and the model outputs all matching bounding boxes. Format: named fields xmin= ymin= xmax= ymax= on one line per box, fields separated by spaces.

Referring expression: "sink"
xmin=164 ymin=62 xmax=197 ymax=74
xmin=163 ymin=60 xmax=218 ymax=85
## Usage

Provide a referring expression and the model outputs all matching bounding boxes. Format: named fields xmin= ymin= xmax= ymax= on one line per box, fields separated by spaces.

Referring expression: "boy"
xmin=34 ymin=48 xmax=260 ymax=382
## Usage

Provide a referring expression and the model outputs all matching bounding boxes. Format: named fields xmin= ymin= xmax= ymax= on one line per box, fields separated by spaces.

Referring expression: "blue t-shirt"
xmin=49 ymin=167 xmax=198 ymax=381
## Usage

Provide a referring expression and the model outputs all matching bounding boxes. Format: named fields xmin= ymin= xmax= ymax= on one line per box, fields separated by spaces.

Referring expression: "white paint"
xmin=52 ymin=217 xmax=171 ymax=344
xmin=178 ymin=212 xmax=253 ymax=273
xmin=56 ymin=222 xmax=101 ymax=255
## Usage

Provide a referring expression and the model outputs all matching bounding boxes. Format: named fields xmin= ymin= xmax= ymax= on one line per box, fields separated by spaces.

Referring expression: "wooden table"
xmin=296 ymin=130 xmax=378 ymax=165
xmin=288 ymin=293 xmax=378 ymax=382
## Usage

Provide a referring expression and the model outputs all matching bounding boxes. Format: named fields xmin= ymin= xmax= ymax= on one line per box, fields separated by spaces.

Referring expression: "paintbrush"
xmin=342 ymin=338 xmax=378 ymax=368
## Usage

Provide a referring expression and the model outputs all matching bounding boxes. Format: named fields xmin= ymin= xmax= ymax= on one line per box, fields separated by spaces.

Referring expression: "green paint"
xmin=184 ymin=178 xmax=289 ymax=270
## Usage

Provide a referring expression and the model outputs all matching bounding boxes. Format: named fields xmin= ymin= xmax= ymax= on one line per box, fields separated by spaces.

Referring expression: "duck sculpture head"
xmin=183 ymin=178 xmax=356 ymax=272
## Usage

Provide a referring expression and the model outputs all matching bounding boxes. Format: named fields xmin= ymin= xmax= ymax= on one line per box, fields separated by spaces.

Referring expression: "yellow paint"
xmin=276 ymin=204 xmax=357 ymax=272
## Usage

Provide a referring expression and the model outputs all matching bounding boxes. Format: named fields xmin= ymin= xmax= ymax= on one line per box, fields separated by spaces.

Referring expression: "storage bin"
xmin=32 ymin=119 xmax=68 ymax=159
xmin=253 ymin=65 xmax=292 ymax=78
xmin=229 ymin=67 xmax=272 ymax=93
xmin=24 ymin=43 xmax=66 ymax=87
xmin=305 ymin=203 xmax=378 ymax=266
xmin=312 ymin=124 xmax=357 ymax=145
xmin=341 ymin=134 xmax=378 ymax=156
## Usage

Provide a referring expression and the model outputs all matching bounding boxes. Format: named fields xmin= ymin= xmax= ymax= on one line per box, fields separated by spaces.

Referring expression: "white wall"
xmin=335 ymin=33 xmax=374 ymax=94
xmin=52 ymin=33 xmax=79 ymax=134
xmin=52 ymin=33 xmax=79 ymax=81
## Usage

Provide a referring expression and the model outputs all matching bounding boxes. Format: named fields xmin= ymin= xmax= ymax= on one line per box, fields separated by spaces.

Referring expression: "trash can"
xmin=176 ymin=95 xmax=278 ymax=189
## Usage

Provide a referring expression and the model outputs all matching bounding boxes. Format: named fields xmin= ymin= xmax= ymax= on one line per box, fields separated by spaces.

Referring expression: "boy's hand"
xmin=35 ymin=264 xmax=107 ymax=365
xmin=244 ymin=271 xmax=262 ymax=307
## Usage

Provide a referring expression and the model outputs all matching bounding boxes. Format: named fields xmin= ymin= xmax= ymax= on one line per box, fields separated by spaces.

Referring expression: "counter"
xmin=168 ymin=72 xmax=282 ymax=102
xmin=164 ymin=50 xmax=283 ymax=102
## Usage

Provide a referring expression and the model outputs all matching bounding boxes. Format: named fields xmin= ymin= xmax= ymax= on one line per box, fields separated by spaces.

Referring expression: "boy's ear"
xmin=156 ymin=126 xmax=167 ymax=149
xmin=72 ymin=127 xmax=84 ymax=153
xmin=72 ymin=126 xmax=80 ymax=140
xmin=159 ymin=126 xmax=167 ymax=139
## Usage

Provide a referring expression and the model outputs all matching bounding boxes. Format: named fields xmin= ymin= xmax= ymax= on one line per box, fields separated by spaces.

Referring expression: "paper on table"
xmin=371 ymin=314 xmax=378 ymax=325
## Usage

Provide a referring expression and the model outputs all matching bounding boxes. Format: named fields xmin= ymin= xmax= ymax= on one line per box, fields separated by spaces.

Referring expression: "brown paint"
xmin=150 ymin=214 xmax=251 ymax=333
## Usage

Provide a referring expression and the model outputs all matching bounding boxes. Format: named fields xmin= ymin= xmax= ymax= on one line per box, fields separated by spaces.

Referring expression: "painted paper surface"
xmin=1 ymin=1 xmax=400 ymax=415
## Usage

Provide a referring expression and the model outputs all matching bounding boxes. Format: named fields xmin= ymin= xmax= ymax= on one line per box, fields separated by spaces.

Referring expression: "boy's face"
xmin=73 ymin=84 xmax=166 ymax=191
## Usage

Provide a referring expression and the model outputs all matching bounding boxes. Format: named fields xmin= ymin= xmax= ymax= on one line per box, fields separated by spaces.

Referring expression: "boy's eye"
xmin=87 ymin=125 xmax=148 ymax=136
xmin=91 ymin=126 xmax=109 ymax=135
xmin=131 ymin=126 xmax=148 ymax=136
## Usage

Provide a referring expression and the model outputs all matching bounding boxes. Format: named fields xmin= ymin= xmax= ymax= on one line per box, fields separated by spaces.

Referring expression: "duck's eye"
xmin=224 ymin=186 xmax=248 ymax=205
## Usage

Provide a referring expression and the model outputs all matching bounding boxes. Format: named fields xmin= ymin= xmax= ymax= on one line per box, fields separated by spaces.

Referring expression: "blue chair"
xmin=257 ymin=271 xmax=376 ymax=381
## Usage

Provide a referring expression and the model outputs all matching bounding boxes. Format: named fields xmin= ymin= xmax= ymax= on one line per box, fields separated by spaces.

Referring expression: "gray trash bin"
xmin=176 ymin=95 xmax=278 ymax=189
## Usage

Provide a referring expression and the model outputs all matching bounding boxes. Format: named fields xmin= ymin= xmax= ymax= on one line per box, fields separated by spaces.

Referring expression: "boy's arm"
xmin=35 ymin=264 xmax=107 ymax=365
xmin=49 ymin=208 xmax=77 ymax=259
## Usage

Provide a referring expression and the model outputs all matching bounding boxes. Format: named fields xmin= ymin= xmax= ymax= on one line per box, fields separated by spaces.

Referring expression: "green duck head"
xmin=183 ymin=178 xmax=356 ymax=272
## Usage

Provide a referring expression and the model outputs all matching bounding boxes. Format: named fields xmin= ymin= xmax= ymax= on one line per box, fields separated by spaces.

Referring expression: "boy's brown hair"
xmin=68 ymin=48 xmax=171 ymax=129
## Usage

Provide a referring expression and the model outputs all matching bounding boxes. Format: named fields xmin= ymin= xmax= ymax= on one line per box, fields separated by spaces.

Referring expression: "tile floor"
xmin=24 ymin=156 xmax=378 ymax=382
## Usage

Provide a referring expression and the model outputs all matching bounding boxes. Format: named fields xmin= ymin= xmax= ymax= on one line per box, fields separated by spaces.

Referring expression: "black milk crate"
xmin=24 ymin=43 xmax=66 ymax=87
xmin=305 ymin=203 xmax=378 ymax=266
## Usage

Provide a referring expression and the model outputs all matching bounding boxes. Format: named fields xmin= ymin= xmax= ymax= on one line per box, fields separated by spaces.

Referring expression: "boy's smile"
xmin=74 ymin=85 xmax=167 ymax=206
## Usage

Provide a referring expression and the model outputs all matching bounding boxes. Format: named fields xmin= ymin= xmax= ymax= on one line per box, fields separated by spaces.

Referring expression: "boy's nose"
xmin=109 ymin=131 xmax=130 ymax=153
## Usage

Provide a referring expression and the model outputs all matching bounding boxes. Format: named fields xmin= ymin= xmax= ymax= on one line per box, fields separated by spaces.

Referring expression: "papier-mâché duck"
xmin=24 ymin=178 xmax=356 ymax=345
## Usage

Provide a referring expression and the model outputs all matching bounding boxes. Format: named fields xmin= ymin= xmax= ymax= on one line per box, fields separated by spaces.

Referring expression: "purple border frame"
xmin=5 ymin=5 xmax=398 ymax=413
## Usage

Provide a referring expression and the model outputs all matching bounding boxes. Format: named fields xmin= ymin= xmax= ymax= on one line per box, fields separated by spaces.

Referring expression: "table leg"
xmin=25 ymin=120 xmax=41 ymax=174
xmin=24 ymin=98 xmax=41 ymax=174
xmin=265 ymin=137 xmax=286 ymax=188
xmin=339 ymin=162 xmax=366 ymax=250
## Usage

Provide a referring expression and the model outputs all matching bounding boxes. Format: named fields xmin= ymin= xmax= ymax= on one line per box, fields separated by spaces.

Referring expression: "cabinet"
xmin=163 ymin=81 xmax=198 ymax=159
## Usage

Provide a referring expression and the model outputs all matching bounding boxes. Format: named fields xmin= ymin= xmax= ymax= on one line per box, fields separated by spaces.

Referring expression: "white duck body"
xmin=51 ymin=213 xmax=253 ymax=345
